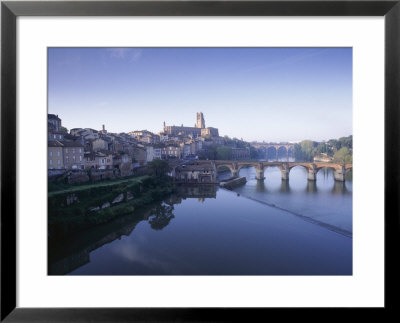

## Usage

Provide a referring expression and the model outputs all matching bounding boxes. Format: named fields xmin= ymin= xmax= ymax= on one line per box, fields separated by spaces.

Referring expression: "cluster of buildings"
xmin=48 ymin=112 xmax=249 ymax=174
xmin=48 ymin=115 xmax=143 ymax=175
xmin=162 ymin=112 xmax=219 ymax=138
xmin=146 ymin=112 xmax=226 ymax=160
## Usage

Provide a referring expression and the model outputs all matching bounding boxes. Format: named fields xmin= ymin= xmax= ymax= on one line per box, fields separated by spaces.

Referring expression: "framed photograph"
xmin=1 ymin=0 xmax=399 ymax=320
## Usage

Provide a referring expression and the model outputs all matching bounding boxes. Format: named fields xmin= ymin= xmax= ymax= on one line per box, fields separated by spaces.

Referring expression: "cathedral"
xmin=163 ymin=112 xmax=219 ymax=138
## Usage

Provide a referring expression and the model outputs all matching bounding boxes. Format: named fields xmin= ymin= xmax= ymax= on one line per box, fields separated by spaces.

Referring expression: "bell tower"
xmin=196 ymin=112 xmax=205 ymax=129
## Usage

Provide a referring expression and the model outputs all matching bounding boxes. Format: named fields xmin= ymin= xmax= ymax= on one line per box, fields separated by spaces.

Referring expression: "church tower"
xmin=196 ymin=112 xmax=205 ymax=129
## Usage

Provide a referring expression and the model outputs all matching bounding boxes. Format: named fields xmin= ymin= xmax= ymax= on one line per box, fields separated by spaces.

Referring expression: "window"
xmin=49 ymin=160 xmax=52 ymax=165
xmin=49 ymin=151 xmax=53 ymax=157
xmin=57 ymin=151 xmax=60 ymax=157
xmin=79 ymin=148 xmax=82 ymax=153
xmin=80 ymin=156 xmax=82 ymax=162
xmin=57 ymin=159 xmax=61 ymax=165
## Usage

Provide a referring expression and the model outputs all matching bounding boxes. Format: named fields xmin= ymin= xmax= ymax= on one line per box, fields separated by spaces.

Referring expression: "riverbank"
xmin=48 ymin=175 xmax=176 ymax=239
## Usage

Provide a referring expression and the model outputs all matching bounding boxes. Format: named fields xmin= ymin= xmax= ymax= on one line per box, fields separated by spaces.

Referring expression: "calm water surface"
xmin=220 ymin=166 xmax=352 ymax=233
xmin=49 ymin=169 xmax=352 ymax=275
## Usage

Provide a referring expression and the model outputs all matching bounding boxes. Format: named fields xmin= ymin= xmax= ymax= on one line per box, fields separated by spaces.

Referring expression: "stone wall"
xmin=49 ymin=167 xmax=144 ymax=184
xmin=89 ymin=169 xmax=116 ymax=182
xmin=48 ymin=169 xmax=68 ymax=182
xmin=132 ymin=166 xmax=151 ymax=176
xmin=119 ymin=162 xmax=132 ymax=177
xmin=68 ymin=171 xmax=90 ymax=184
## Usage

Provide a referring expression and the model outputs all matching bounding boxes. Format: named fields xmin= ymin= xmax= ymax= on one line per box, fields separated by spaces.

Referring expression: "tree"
xmin=333 ymin=147 xmax=352 ymax=164
xmin=316 ymin=143 xmax=328 ymax=154
xmin=204 ymin=144 xmax=218 ymax=160
xmin=223 ymin=136 xmax=234 ymax=146
xmin=61 ymin=126 xmax=68 ymax=133
xmin=216 ymin=146 xmax=232 ymax=160
xmin=250 ymin=146 xmax=259 ymax=159
xmin=294 ymin=140 xmax=315 ymax=161
xmin=235 ymin=140 xmax=247 ymax=149
xmin=147 ymin=159 xmax=171 ymax=177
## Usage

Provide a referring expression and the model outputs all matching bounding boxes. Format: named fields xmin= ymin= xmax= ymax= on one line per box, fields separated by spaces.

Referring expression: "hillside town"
xmin=48 ymin=112 xmax=252 ymax=182
xmin=48 ymin=111 xmax=352 ymax=185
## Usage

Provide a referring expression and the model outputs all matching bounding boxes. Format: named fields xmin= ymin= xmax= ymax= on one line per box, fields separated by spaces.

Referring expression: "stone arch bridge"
xmin=253 ymin=143 xmax=295 ymax=160
xmin=193 ymin=160 xmax=353 ymax=182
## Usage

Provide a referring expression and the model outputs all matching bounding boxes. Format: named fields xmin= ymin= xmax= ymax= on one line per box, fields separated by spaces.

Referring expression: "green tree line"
xmin=293 ymin=135 xmax=352 ymax=163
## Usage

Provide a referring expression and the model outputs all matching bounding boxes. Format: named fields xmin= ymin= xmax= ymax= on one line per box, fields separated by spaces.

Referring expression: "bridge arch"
xmin=288 ymin=164 xmax=311 ymax=172
xmin=235 ymin=163 xmax=264 ymax=180
xmin=215 ymin=163 xmax=235 ymax=177
xmin=265 ymin=145 xmax=294 ymax=161
xmin=237 ymin=163 xmax=261 ymax=172
xmin=315 ymin=166 xmax=338 ymax=174
xmin=287 ymin=164 xmax=317 ymax=181
xmin=261 ymin=163 xmax=288 ymax=181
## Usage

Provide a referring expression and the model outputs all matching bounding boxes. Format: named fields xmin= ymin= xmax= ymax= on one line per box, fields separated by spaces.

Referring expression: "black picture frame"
xmin=1 ymin=0 xmax=399 ymax=321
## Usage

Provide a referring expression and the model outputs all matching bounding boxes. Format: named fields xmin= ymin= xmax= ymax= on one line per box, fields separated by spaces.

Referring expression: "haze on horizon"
xmin=48 ymin=47 xmax=352 ymax=143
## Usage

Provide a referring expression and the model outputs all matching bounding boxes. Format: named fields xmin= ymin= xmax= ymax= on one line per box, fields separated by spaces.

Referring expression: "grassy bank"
xmin=48 ymin=174 xmax=145 ymax=196
xmin=48 ymin=175 xmax=176 ymax=238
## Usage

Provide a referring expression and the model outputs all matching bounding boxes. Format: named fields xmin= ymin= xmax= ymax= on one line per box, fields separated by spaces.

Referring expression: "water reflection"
xmin=330 ymin=181 xmax=350 ymax=195
xmin=254 ymin=176 xmax=349 ymax=195
xmin=306 ymin=180 xmax=318 ymax=194
xmin=148 ymin=204 xmax=175 ymax=230
xmin=255 ymin=179 xmax=291 ymax=194
xmin=237 ymin=166 xmax=352 ymax=193
xmin=49 ymin=184 xmax=219 ymax=275
xmin=49 ymin=210 xmax=146 ymax=275
xmin=176 ymin=184 xmax=217 ymax=199
xmin=255 ymin=180 xmax=266 ymax=193
xmin=225 ymin=165 xmax=352 ymax=233
xmin=49 ymin=165 xmax=352 ymax=275
xmin=280 ymin=180 xmax=291 ymax=194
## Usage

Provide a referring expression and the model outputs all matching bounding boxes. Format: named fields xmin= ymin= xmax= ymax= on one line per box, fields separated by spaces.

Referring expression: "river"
xmin=219 ymin=165 xmax=352 ymax=234
xmin=49 ymin=166 xmax=352 ymax=275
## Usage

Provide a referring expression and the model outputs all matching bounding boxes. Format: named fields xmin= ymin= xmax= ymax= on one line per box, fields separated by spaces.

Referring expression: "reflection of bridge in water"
xmin=255 ymin=178 xmax=351 ymax=195
xmin=180 ymin=160 xmax=352 ymax=182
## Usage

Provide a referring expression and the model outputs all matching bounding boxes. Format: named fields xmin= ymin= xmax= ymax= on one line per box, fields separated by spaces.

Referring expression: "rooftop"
xmin=48 ymin=114 xmax=60 ymax=120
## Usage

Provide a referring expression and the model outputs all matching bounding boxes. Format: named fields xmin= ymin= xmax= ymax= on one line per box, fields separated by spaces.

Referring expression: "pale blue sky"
xmin=48 ymin=47 xmax=352 ymax=142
